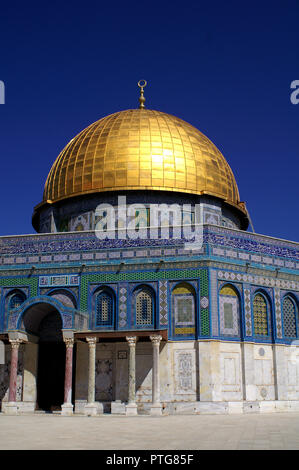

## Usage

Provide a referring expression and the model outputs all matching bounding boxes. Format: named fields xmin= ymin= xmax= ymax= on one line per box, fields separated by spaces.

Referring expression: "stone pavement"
xmin=0 ymin=412 xmax=299 ymax=450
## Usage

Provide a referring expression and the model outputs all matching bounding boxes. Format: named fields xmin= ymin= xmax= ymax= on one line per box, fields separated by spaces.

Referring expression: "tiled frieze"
xmin=39 ymin=274 xmax=80 ymax=288
xmin=217 ymin=270 xmax=299 ymax=291
xmin=0 ymin=226 xmax=298 ymax=269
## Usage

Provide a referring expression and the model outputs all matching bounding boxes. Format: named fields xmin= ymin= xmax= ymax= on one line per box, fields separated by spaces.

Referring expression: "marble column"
xmin=84 ymin=337 xmax=101 ymax=416
xmin=150 ymin=335 xmax=163 ymax=415
xmin=125 ymin=336 xmax=138 ymax=415
xmin=5 ymin=339 xmax=22 ymax=414
xmin=61 ymin=337 xmax=74 ymax=416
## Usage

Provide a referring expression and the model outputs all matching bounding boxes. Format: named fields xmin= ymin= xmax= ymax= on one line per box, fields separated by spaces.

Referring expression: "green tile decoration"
xmin=199 ymin=269 xmax=210 ymax=336
xmin=0 ymin=276 xmax=38 ymax=297
xmin=79 ymin=268 xmax=205 ymax=312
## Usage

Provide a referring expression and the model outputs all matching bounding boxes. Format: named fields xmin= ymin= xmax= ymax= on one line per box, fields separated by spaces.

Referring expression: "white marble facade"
xmin=3 ymin=339 xmax=299 ymax=414
xmin=73 ymin=339 xmax=299 ymax=414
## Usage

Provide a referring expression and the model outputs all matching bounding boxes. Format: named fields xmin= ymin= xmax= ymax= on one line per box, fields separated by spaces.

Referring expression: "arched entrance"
xmin=22 ymin=303 xmax=66 ymax=412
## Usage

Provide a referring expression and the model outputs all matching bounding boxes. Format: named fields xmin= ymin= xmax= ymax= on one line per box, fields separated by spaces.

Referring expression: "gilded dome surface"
xmin=41 ymin=109 xmax=246 ymax=215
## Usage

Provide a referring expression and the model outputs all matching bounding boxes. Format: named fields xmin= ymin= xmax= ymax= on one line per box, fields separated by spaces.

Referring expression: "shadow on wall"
xmin=136 ymin=341 xmax=166 ymax=403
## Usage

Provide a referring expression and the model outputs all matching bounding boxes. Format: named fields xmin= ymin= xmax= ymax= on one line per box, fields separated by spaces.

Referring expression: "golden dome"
xmin=40 ymin=108 xmax=247 ymax=217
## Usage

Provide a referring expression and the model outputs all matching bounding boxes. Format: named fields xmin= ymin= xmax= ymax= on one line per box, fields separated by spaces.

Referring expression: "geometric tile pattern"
xmin=217 ymin=270 xmax=299 ymax=291
xmin=200 ymin=296 xmax=209 ymax=309
xmin=210 ymin=269 xmax=219 ymax=336
xmin=158 ymin=280 xmax=168 ymax=326
xmin=199 ymin=269 xmax=209 ymax=336
xmin=172 ymin=284 xmax=196 ymax=336
xmin=251 ymin=286 xmax=273 ymax=337
xmin=282 ymin=296 xmax=296 ymax=338
xmin=274 ymin=287 xmax=283 ymax=338
xmin=219 ymin=295 xmax=240 ymax=336
xmin=243 ymin=287 xmax=252 ymax=336
xmin=79 ymin=269 xmax=203 ymax=312
xmin=253 ymin=293 xmax=268 ymax=336
xmin=96 ymin=292 xmax=113 ymax=326
xmin=174 ymin=295 xmax=195 ymax=325
xmin=0 ymin=277 xmax=38 ymax=297
xmin=118 ymin=283 xmax=128 ymax=329
xmin=135 ymin=289 xmax=153 ymax=326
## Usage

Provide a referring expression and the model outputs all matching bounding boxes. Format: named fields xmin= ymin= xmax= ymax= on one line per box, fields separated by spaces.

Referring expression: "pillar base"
xmin=61 ymin=403 xmax=74 ymax=416
xmin=111 ymin=400 xmax=126 ymax=414
xmin=84 ymin=402 xmax=103 ymax=416
xmin=150 ymin=403 xmax=163 ymax=416
xmin=4 ymin=402 xmax=18 ymax=415
xmin=125 ymin=403 xmax=138 ymax=416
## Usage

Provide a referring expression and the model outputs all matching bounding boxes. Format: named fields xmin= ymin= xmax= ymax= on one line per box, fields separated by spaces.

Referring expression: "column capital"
xmin=64 ymin=338 xmax=74 ymax=348
xmin=150 ymin=335 xmax=162 ymax=345
xmin=9 ymin=339 xmax=22 ymax=349
xmin=86 ymin=336 xmax=97 ymax=348
xmin=126 ymin=336 xmax=138 ymax=346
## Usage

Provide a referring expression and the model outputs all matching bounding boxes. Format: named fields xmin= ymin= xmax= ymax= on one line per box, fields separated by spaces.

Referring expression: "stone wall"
xmin=74 ymin=340 xmax=299 ymax=414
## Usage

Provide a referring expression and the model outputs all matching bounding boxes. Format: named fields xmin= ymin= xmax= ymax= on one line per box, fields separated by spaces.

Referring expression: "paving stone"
xmin=0 ymin=412 xmax=299 ymax=450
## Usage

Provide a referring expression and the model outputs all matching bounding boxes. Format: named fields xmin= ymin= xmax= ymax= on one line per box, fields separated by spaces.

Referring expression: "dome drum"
xmin=33 ymin=190 xmax=248 ymax=233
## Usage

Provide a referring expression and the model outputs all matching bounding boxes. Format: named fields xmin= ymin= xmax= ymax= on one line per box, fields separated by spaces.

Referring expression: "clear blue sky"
xmin=0 ymin=0 xmax=298 ymax=241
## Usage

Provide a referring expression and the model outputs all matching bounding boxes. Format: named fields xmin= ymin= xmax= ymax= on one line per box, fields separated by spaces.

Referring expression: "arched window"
xmin=96 ymin=291 xmax=114 ymax=327
xmin=253 ymin=293 xmax=268 ymax=336
xmin=9 ymin=292 xmax=26 ymax=310
xmin=219 ymin=284 xmax=240 ymax=336
xmin=282 ymin=296 xmax=297 ymax=338
xmin=135 ymin=287 xmax=154 ymax=327
xmin=172 ymin=282 xmax=196 ymax=337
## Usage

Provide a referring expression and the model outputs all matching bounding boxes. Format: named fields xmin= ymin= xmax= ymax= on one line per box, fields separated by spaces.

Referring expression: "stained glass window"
xmin=283 ymin=296 xmax=297 ymax=338
xmin=253 ymin=293 xmax=268 ymax=336
xmin=136 ymin=289 xmax=153 ymax=326
xmin=96 ymin=292 xmax=113 ymax=326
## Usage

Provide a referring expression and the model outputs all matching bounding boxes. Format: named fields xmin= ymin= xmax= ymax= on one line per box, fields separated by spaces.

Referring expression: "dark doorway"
xmin=37 ymin=342 xmax=65 ymax=411
xmin=36 ymin=310 xmax=65 ymax=411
